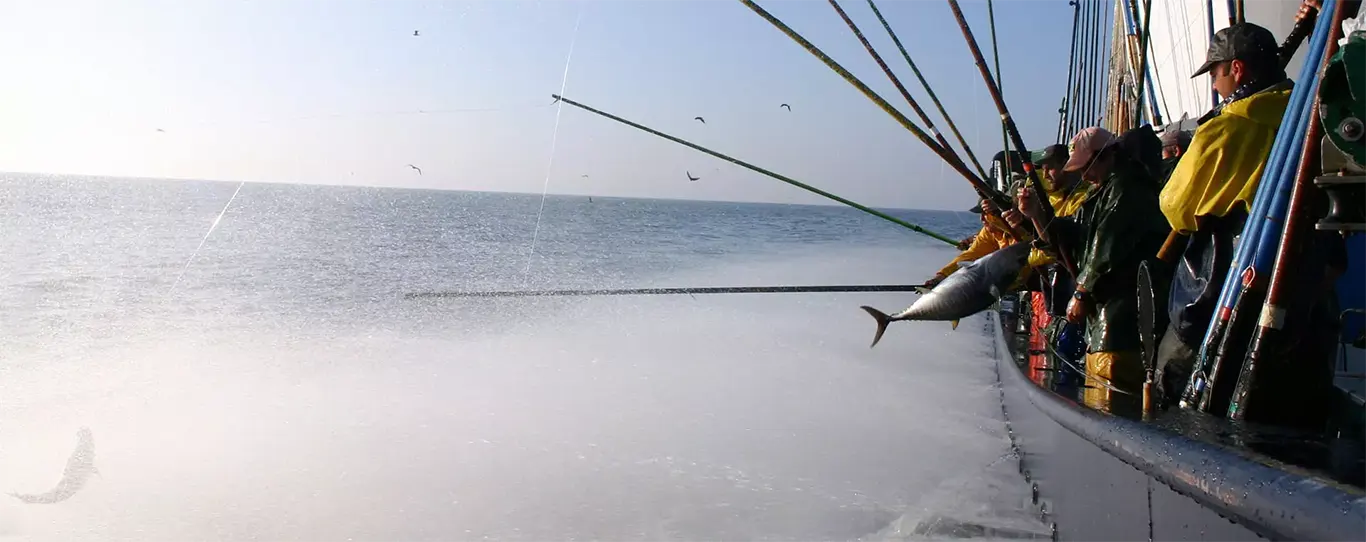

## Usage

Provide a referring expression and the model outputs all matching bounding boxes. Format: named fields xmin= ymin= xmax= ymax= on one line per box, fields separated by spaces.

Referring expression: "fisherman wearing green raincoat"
xmin=1021 ymin=127 xmax=1170 ymax=402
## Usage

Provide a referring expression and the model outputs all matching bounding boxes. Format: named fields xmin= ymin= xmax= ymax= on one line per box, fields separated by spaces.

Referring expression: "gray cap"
xmin=1191 ymin=23 xmax=1279 ymax=78
xmin=1160 ymin=130 xmax=1193 ymax=149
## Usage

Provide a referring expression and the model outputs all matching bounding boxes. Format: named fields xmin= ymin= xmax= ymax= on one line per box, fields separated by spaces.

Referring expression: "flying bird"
xmin=9 ymin=427 xmax=97 ymax=505
xmin=413 ymin=30 xmax=420 ymax=36
xmin=407 ymin=164 xmax=423 ymax=175
xmin=694 ymin=116 xmax=705 ymax=124
xmin=686 ymin=171 xmax=700 ymax=182
xmin=155 ymin=128 xmax=166 ymax=133
xmin=780 ymin=103 xmax=791 ymax=111
xmin=581 ymin=174 xmax=589 ymax=178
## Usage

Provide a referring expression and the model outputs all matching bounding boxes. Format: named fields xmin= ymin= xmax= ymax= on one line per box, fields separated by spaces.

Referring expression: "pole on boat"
xmin=1228 ymin=0 xmax=1351 ymax=421
xmin=985 ymin=0 xmax=1013 ymax=183
xmin=549 ymin=94 xmax=960 ymax=246
xmin=1059 ymin=0 xmax=1082 ymax=143
xmin=736 ymin=0 xmax=1012 ymax=213
xmin=406 ymin=283 xmax=931 ymax=299
xmin=865 ymin=0 xmax=992 ymax=183
xmin=942 ymin=0 xmax=1077 ymax=277
xmin=826 ymin=0 xmax=984 ymax=184
xmin=1134 ymin=0 xmax=1162 ymax=126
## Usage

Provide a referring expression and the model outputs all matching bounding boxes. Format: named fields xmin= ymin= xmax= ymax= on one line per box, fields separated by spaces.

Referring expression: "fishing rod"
xmin=1228 ymin=0 xmax=1351 ymax=421
xmin=865 ymin=0 xmax=992 ymax=183
xmin=549 ymin=94 xmax=960 ymax=246
xmin=943 ymin=0 xmax=1076 ymax=277
xmin=826 ymin=0 xmax=982 ymax=183
xmin=736 ymin=0 xmax=1011 ymax=213
xmin=406 ymin=284 xmax=931 ymax=299
xmin=1181 ymin=0 xmax=1340 ymax=412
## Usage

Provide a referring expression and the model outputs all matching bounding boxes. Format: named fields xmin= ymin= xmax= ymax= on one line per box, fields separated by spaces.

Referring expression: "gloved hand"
xmin=924 ymin=274 xmax=947 ymax=288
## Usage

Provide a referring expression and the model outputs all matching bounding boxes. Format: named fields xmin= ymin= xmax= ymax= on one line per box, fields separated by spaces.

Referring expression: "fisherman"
xmin=1153 ymin=22 xmax=1295 ymax=404
xmin=1020 ymin=127 xmax=1170 ymax=399
xmin=926 ymin=199 xmax=1020 ymax=288
xmin=1157 ymin=129 xmax=1193 ymax=187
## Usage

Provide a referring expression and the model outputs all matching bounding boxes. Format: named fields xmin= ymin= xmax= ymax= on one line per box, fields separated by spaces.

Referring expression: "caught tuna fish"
xmin=860 ymin=242 xmax=1031 ymax=348
xmin=10 ymin=427 xmax=98 ymax=504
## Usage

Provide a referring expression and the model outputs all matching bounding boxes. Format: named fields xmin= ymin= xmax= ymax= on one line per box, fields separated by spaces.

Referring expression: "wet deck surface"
xmin=1001 ymin=308 xmax=1366 ymax=491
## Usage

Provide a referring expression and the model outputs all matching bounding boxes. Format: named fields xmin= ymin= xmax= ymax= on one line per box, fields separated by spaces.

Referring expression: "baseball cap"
xmin=1191 ymin=23 xmax=1279 ymax=78
xmin=969 ymin=204 xmax=983 ymax=214
xmin=1160 ymin=129 xmax=1193 ymax=149
xmin=1062 ymin=127 xmax=1118 ymax=173
xmin=1034 ymin=144 xmax=1069 ymax=166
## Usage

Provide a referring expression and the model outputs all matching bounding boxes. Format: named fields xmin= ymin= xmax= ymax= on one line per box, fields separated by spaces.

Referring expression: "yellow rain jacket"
xmin=1159 ymin=87 xmax=1293 ymax=233
xmin=935 ymin=214 xmax=1017 ymax=278
xmin=1026 ymin=175 xmax=1094 ymax=270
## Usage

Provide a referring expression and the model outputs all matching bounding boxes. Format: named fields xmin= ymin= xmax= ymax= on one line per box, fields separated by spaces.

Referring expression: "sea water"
xmin=0 ymin=174 xmax=1049 ymax=540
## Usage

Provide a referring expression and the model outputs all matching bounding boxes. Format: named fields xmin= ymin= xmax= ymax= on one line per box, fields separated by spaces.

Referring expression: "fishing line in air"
xmin=169 ymin=181 xmax=246 ymax=292
xmin=523 ymin=5 xmax=584 ymax=278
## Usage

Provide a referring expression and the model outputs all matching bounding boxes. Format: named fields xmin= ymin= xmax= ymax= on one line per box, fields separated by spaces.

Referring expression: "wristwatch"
xmin=1072 ymin=290 xmax=1090 ymax=301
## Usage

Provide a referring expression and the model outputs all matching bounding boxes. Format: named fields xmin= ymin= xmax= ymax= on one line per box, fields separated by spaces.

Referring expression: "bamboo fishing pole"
xmin=944 ymin=0 xmax=1076 ymax=277
xmin=549 ymin=94 xmax=959 ymax=246
xmin=865 ymin=0 xmax=991 ymax=183
xmin=406 ymin=284 xmax=930 ymax=299
xmin=737 ymin=0 xmax=1010 ymax=212
xmin=826 ymin=0 xmax=982 ymax=183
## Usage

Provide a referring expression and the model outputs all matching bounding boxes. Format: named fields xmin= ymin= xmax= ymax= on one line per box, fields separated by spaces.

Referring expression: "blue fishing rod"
xmin=1181 ymin=0 xmax=1339 ymax=411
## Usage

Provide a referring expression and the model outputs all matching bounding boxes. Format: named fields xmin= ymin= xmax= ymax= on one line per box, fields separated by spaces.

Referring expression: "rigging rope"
xmin=1060 ymin=0 xmax=1082 ymax=143
xmin=523 ymin=6 xmax=584 ymax=278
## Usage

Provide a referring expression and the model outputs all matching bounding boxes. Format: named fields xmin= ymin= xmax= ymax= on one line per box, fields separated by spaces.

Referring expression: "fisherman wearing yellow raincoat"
xmin=926 ymin=199 xmax=1023 ymax=288
xmin=1153 ymin=23 xmax=1294 ymax=404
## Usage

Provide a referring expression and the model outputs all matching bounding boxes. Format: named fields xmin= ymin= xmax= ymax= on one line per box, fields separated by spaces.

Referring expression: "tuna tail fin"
xmin=860 ymin=306 xmax=893 ymax=348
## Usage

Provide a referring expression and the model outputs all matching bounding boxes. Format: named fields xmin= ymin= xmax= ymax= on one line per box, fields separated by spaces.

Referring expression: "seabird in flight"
xmin=780 ymin=103 xmax=791 ymax=111
xmin=694 ymin=116 xmax=705 ymax=124
xmin=686 ymin=171 xmax=699 ymax=182
xmin=407 ymin=164 xmax=422 ymax=175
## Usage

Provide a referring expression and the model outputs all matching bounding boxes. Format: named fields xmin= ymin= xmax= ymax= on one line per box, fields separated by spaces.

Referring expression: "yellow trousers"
xmin=1082 ymin=351 xmax=1144 ymax=412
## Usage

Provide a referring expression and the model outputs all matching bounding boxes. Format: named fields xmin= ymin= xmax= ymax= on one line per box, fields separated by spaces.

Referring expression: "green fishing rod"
xmin=864 ymin=0 xmax=992 ymax=183
xmin=549 ymin=94 xmax=959 ymax=247
xmin=738 ymin=0 xmax=1011 ymax=213
xmin=826 ymin=0 xmax=982 ymax=183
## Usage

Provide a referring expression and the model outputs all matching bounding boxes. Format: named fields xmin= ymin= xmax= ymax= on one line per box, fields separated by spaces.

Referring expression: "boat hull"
xmin=988 ymin=309 xmax=1366 ymax=541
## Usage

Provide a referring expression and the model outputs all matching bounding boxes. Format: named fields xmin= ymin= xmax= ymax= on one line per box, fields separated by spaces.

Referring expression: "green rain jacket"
xmin=1058 ymin=153 xmax=1171 ymax=353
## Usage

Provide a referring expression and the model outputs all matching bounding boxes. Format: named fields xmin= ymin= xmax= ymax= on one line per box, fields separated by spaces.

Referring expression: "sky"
xmin=0 ymin=0 xmax=1076 ymax=210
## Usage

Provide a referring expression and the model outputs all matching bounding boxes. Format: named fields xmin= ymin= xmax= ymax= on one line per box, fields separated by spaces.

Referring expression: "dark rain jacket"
xmin=1057 ymin=154 xmax=1171 ymax=353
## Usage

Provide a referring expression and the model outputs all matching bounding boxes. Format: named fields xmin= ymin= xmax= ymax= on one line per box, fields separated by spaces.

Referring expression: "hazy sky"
xmin=0 ymin=0 xmax=1073 ymax=210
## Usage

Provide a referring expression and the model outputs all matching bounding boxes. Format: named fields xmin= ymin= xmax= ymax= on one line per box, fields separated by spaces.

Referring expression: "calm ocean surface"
xmin=0 ymin=174 xmax=1048 ymax=540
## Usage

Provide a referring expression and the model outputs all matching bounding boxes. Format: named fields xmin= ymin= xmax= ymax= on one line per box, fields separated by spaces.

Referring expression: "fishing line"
xmin=169 ymin=180 xmax=246 ymax=292
xmin=523 ymin=5 xmax=583 ymax=278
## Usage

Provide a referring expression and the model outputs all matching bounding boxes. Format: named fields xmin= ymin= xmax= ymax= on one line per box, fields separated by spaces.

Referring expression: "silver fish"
xmin=860 ymin=242 xmax=1031 ymax=348
xmin=10 ymin=427 xmax=98 ymax=504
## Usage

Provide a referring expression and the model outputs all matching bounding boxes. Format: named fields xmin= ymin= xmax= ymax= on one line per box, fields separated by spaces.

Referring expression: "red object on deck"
xmin=1029 ymin=292 xmax=1052 ymax=376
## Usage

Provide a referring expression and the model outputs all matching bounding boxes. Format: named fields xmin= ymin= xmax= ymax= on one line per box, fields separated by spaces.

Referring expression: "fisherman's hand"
xmin=1296 ymin=0 xmax=1321 ymax=22
xmin=925 ymin=274 xmax=946 ymax=288
xmin=957 ymin=237 xmax=974 ymax=250
xmin=1066 ymin=292 xmax=1090 ymax=324
xmin=1002 ymin=209 xmax=1025 ymax=228
xmin=1016 ymin=186 xmax=1045 ymax=221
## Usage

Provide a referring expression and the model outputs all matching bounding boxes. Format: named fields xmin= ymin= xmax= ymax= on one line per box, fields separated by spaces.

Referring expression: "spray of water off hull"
xmin=9 ymin=427 xmax=97 ymax=505
xmin=860 ymin=243 xmax=1031 ymax=348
